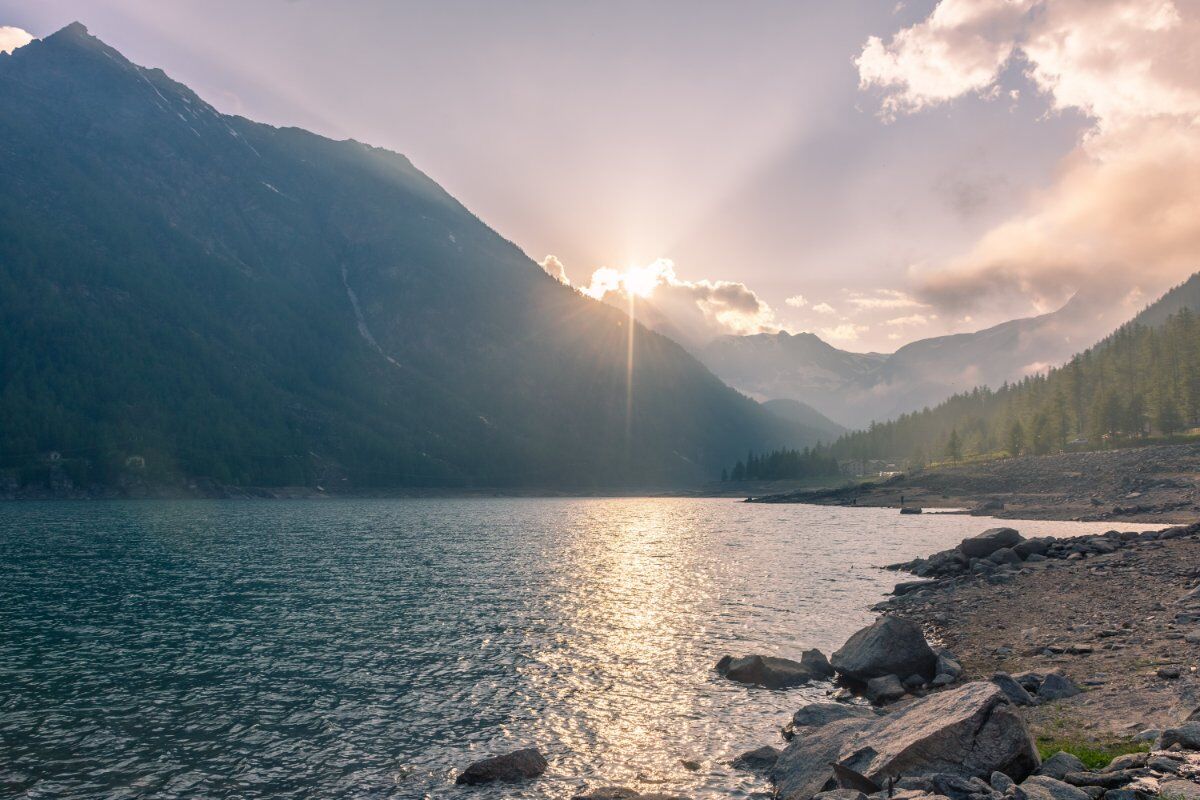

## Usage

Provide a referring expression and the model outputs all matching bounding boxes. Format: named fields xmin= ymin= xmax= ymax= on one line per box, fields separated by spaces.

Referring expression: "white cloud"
xmin=574 ymin=257 xmax=784 ymax=344
xmin=785 ymin=294 xmax=808 ymax=308
xmin=821 ymin=323 xmax=870 ymax=342
xmin=846 ymin=288 xmax=928 ymax=310
xmin=538 ymin=254 xmax=571 ymax=285
xmin=858 ymin=0 xmax=1200 ymax=314
xmin=811 ymin=302 xmax=837 ymax=314
xmin=885 ymin=313 xmax=933 ymax=326
xmin=0 ymin=26 xmax=33 ymax=55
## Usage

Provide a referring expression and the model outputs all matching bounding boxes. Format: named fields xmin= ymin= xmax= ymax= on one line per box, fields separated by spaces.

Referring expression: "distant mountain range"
xmin=0 ymin=23 xmax=821 ymax=492
xmin=698 ymin=281 xmax=1199 ymax=429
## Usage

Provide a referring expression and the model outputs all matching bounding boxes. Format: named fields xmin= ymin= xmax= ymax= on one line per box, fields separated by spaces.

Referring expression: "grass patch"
xmin=1035 ymin=737 xmax=1150 ymax=770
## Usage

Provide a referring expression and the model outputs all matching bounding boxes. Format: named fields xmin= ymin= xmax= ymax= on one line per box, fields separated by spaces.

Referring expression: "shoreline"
xmin=877 ymin=521 xmax=1200 ymax=746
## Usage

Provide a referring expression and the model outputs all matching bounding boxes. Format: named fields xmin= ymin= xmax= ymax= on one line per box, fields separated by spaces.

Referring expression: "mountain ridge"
xmin=0 ymin=22 xmax=817 ymax=491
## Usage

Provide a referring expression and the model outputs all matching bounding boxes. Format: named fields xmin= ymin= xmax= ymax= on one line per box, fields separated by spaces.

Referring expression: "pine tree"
xmin=945 ymin=428 xmax=962 ymax=463
xmin=1006 ymin=419 xmax=1024 ymax=457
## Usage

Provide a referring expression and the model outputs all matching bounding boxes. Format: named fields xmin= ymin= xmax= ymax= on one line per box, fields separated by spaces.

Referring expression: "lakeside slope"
xmin=748 ymin=444 xmax=1200 ymax=523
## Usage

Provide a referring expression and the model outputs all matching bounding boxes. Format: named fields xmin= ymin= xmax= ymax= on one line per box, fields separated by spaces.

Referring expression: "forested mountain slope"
xmin=0 ymin=23 xmax=813 ymax=491
xmin=831 ymin=275 xmax=1200 ymax=465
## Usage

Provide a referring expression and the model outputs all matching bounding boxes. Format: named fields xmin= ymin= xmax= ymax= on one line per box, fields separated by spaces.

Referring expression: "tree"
xmin=1006 ymin=419 xmax=1024 ymax=457
xmin=1157 ymin=396 xmax=1185 ymax=436
xmin=945 ymin=428 xmax=962 ymax=463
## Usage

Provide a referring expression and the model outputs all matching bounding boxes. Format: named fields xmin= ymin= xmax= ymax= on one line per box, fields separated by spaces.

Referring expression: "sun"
xmin=621 ymin=264 xmax=662 ymax=298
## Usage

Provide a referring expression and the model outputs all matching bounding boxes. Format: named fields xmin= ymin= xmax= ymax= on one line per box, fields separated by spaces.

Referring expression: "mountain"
xmin=0 ymin=23 xmax=815 ymax=491
xmin=760 ymin=399 xmax=846 ymax=441
xmin=699 ymin=290 xmax=1140 ymax=429
xmin=699 ymin=331 xmax=886 ymax=424
xmin=831 ymin=273 xmax=1200 ymax=463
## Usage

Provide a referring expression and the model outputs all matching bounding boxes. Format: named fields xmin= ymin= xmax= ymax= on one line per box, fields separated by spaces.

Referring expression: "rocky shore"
xmin=748 ymin=444 xmax=1200 ymax=524
xmin=453 ymin=520 xmax=1200 ymax=799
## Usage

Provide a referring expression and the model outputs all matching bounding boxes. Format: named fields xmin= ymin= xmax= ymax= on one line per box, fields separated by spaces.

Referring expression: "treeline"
xmin=831 ymin=308 xmax=1200 ymax=465
xmin=723 ymin=445 xmax=840 ymax=481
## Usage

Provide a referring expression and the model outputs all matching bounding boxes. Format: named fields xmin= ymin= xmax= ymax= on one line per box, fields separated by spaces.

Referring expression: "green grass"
xmin=1036 ymin=737 xmax=1150 ymax=770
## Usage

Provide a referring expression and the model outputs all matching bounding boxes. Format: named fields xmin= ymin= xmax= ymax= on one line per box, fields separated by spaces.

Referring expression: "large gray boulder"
xmin=832 ymin=616 xmax=937 ymax=682
xmin=716 ymin=653 xmax=830 ymax=689
xmin=771 ymin=682 xmax=1040 ymax=800
xmin=784 ymin=703 xmax=880 ymax=739
xmin=456 ymin=747 xmax=548 ymax=785
xmin=960 ymin=528 xmax=1024 ymax=559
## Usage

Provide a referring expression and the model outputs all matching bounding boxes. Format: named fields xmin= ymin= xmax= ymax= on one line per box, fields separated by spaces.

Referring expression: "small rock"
xmin=1157 ymin=666 xmax=1182 ymax=680
xmin=456 ymin=748 xmax=548 ymax=785
xmin=866 ymin=674 xmax=907 ymax=705
xmin=1133 ymin=729 xmax=1160 ymax=743
xmin=1038 ymin=673 xmax=1082 ymax=701
xmin=992 ymin=772 xmax=1017 ymax=792
xmin=812 ymin=791 xmax=868 ymax=800
xmin=679 ymin=759 xmax=701 ymax=771
xmin=1148 ymin=755 xmax=1181 ymax=773
xmin=732 ymin=745 xmax=779 ymax=771
xmin=716 ymin=653 xmax=828 ymax=689
xmin=1020 ymin=775 xmax=1091 ymax=800
xmin=1157 ymin=781 xmax=1200 ymax=800
xmin=1037 ymin=752 xmax=1087 ymax=781
xmin=1102 ymin=753 xmax=1148 ymax=772
xmin=992 ymin=672 xmax=1037 ymax=706
xmin=1062 ymin=770 xmax=1141 ymax=788
xmin=1158 ymin=722 xmax=1200 ymax=750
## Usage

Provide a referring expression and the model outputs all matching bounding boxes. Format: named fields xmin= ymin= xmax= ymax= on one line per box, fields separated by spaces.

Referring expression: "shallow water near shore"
xmin=0 ymin=499 xmax=1156 ymax=799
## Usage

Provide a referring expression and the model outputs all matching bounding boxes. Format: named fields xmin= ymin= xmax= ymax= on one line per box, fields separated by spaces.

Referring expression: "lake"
xmin=0 ymin=499 xmax=1154 ymax=798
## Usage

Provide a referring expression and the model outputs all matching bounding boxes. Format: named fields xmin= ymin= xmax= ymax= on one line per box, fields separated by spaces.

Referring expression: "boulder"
xmin=1013 ymin=672 xmax=1044 ymax=693
xmin=1158 ymin=781 xmax=1200 ymax=800
xmin=1102 ymin=753 xmax=1148 ymax=772
xmin=832 ymin=616 xmax=938 ymax=682
xmin=961 ymin=528 xmax=1024 ymax=559
xmin=1037 ymin=673 xmax=1082 ymax=701
xmin=784 ymin=703 xmax=880 ymax=739
xmin=1157 ymin=722 xmax=1200 ymax=750
xmin=456 ymin=747 xmax=548 ymax=785
xmin=1036 ymin=753 xmax=1086 ymax=781
xmin=866 ymin=674 xmax=907 ymax=705
xmin=733 ymin=745 xmax=781 ymax=771
xmin=802 ymin=648 xmax=836 ymax=679
xmin=1013 ymin=538 xmax=1052 ymax=559
xmin=1019 ymin=776 xmax=1090 ymax=800
xmin=992 ymin=771 xmax=1016 ymax=793
xmin=771 ymin=682 xmax=1040 ymax=800
xmin=992 ymin=673 xmax=1036 ymax=706
xmin=716 ymin=653 xmax=828 ymax=689
xmin=1062 ymin=771 xmax=1141 ymax=789
xmin=989 ymin=547 xmax=1024 ymax=567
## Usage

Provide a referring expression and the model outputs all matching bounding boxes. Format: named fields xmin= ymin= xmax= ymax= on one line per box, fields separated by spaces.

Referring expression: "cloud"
xmin=538 ymin=254 xmax=571 ymax=285
xmin=821 ymin=323 xmax=870 ymax=342
xmin=574 ymin=257 xmax=784 ymax=345
xmin=885 ymin=313 xmax=934 ymax=326
xmin=0 ymin=26 xmax=33 ymax=55
xmin=845 ymin=288 xmax=928 ymax=310
xmin=858 ymin=0 xmax=1200 ymax=314
xmin=811 ymin=302 xmax=837 ymax=314
xmin=785 ymin=294 xmax=808 ymax=308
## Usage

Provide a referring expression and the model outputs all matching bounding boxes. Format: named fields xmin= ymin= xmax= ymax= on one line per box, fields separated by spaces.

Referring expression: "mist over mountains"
xmin=697 ymin=285 xmax=1169 ymax=429
xmin=0 ymin=23 xmax=823 ymax=492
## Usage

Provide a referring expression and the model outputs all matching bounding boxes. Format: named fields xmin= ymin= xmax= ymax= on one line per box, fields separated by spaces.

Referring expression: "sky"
xmin=2 ymin=1 xmax=1197 ymax=352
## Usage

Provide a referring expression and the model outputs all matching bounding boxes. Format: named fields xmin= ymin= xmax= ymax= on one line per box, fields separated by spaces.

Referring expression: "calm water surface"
xmin=0 ymin=499 xmax=1154 ymax=799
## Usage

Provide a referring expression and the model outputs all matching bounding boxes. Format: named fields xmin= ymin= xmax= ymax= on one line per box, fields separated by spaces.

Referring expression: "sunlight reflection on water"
xmin=0 ymin=499 xmax=1153 ymax=799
